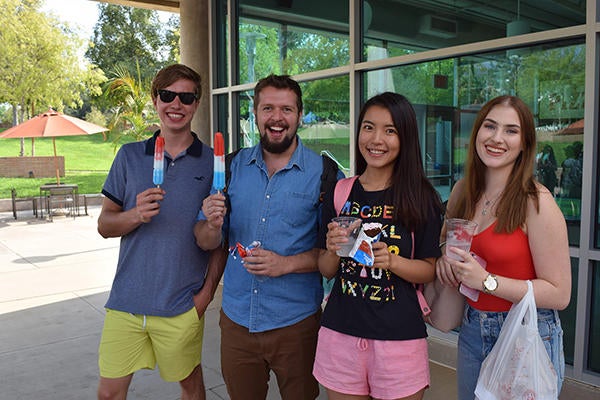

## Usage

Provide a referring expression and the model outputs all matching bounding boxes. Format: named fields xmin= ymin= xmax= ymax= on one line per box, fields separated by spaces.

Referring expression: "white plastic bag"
xmin=475 ymin=280 xmax=558 ymax=400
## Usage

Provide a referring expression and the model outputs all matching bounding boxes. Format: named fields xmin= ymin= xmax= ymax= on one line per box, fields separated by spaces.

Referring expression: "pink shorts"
xmin=313 ymin=327 xmax=430 ymax=399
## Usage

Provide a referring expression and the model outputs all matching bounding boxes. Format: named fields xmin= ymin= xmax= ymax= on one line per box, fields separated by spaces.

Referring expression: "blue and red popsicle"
xmin=153 ymin=136 xmax=165 ymax=187
xmin=213 ymin=132 xmax=225 ymax=192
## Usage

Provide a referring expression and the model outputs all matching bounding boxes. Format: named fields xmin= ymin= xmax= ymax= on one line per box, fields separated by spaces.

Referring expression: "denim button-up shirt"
xmin=222 ymin=139 xmax=324 ymax=332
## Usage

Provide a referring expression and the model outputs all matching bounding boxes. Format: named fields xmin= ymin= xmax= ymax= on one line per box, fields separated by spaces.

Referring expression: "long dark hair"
xmin=355 ymin=92 xmax=442 ymax=231
xmin=454 ymin=95 xmax=538 ymax=232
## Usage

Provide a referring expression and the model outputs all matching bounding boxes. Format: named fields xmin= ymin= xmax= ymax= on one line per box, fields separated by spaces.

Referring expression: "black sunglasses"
xmin=157 ymin=89 xmax=198 ymax=105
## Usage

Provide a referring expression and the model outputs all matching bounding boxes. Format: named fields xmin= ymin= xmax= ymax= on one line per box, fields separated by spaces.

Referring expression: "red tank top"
xmin=469 ymin=221 xmax=536 ymax=312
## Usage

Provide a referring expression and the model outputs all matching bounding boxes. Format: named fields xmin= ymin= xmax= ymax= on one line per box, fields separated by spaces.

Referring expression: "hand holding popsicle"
xmin=201 ymin=192 xmax=227 ymax=230
xmin=135 ymin=187 xmax=164 ymax=224
xmin=213 ymin=132 xmax=225 ymax=192
xmin=153 ymin=136 xmax=165 ymax=187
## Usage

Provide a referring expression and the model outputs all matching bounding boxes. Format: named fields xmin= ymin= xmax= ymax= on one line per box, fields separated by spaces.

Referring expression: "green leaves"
xmin=86 ymin=4 xmax=177 ymax=84
xmin=104 ymin=63 xmax=157 ymax=147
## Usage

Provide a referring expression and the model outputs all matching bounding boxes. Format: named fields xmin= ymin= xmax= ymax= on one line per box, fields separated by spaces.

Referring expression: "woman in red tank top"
xmin=435 ymin=95 xmax=571 ymax=399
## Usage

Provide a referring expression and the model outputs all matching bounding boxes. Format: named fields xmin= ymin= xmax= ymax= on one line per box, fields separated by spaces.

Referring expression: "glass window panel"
xmin=238 ymin=0 xmax=349 ymax=84
xmin=238 ymin=90 xmax=257 ymax=148
xmin=558 ymin=138 xmax=582 ymax=247
xmin=369 ymin=41 xmax=585 ymax=219
xmin=300 ymin=76 xmax=351 ymax=174
xmin=214 ymin=0 xmax=229 ymax=88
xmin=589 ymin=262 xmax=600 ymax=372
xmin=362 ymin=0 xmax=586 ymax=61
xmin=215 ymin=94 xmax=229 ymax=150
xmin=559 ymin=257 xmax=578 ymax=365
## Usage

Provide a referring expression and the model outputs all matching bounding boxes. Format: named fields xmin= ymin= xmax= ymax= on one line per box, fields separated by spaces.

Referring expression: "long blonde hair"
xmin=453 ymin=95 xmax=539 ymax=233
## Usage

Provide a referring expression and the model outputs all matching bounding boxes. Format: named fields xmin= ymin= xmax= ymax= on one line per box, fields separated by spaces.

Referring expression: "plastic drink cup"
xmin=153 ymin=136 xmax=165 ymax=187
xmin=332 ymin=216 xmax=362 ymax=257
xmin=213 ymin=132 xmax=225 ymax=192
xmin=445 ymin=218 xmax=478 ymax=261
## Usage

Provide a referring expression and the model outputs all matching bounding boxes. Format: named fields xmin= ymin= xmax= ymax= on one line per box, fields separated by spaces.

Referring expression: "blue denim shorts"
xmin=456 ymin=304 xmax=565 ymax=400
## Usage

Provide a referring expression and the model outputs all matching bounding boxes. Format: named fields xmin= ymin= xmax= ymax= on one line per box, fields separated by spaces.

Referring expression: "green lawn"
xmin=0 ymin=134 xmax=126 ymax=198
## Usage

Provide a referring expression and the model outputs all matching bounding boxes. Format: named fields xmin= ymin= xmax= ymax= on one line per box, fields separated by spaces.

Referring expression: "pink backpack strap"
xmin=410 ymin=231 xmax=431 ymax=316
xmin=416 ymin=285 xmax=431 ymax=316
xmin=333 ymin=176 xmax=359 ymax=215
xmin=402 ymin=230 xmax=431 ymax=316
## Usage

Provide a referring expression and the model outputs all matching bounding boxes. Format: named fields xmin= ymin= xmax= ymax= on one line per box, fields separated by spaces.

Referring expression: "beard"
xmin=260 ymin=130 xmax=297 ymax=154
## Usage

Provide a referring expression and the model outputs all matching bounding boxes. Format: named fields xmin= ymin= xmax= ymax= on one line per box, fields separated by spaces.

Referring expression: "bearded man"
xmin=194 ymin=74 xmax=341 ymax=400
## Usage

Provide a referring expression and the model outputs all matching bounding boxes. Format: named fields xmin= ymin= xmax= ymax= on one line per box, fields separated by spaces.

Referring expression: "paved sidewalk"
xmin=0 ymin=207 xmax=457 ymax=399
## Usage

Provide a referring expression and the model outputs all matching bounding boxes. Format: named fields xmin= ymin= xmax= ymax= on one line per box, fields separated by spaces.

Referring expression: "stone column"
xmin=180 ymin=0 xmax=210 ymax=143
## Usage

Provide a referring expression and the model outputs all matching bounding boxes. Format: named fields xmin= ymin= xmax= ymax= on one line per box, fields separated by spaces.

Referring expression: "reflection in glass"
xmin=536 ymin=144 xmax=559 ymax=194
xmin=214 ymin=0 xmax=229 ymax=88
xmin=372 ymin=41 xmax=586 ymax=222
xmin=362 ymin=0 xmax=585 ymax=62
xmin=238 ymin=0 xmax=349 ymax=83
xmin=557 ymin=141 xmax=583 ymax=247
xmin=215 ymin=94 xmax=229 ymax=150
xmin=239 ymin=90 xmax=257 ymax=148
xmin=300 ymin=76 xmax=351 ymax=175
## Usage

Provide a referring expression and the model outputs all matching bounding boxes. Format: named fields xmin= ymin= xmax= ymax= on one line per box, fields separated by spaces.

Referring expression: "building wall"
xmin=0 ymin=156 xmax=64 ymax=178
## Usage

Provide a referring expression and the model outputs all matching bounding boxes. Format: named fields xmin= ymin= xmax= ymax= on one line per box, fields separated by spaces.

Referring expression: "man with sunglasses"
xmin=195 ymin=74 xmax=342 ymax=399
xmin=96 ymin=64 xmax=221 ymax=400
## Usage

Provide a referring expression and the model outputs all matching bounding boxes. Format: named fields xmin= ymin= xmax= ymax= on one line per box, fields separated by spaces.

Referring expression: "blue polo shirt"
xmin=102 ymin=131 xmax=213 ymax=317
xmin=222 ymin=138 xmax=324 ymax=332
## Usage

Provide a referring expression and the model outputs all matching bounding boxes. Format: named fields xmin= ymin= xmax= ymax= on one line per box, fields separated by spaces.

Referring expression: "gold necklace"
xmin=481 ymin=192 xmax=502 ymax=216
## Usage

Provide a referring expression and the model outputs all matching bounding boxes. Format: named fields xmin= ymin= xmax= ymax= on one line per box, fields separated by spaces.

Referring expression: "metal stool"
xmin=10 ymin=188 xmax=38 ymax=219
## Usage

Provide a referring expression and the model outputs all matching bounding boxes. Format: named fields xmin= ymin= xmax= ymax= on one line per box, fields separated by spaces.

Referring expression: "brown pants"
xmin=219 ymin=309 xmax=321 ymax=400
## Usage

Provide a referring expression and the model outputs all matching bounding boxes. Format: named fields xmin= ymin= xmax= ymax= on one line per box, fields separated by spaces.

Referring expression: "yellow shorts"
xmin=98 ymin=307 xmax=204 ymax=382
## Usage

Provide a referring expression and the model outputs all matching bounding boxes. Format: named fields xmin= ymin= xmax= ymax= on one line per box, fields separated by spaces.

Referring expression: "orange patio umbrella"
xmin=0 ymin=108 xmax=108 ymax=184
xmin=557 ymin=119 xmax=584 ymax=135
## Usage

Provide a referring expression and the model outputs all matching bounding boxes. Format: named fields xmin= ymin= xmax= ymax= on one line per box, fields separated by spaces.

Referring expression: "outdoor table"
xmin=39 ymin=183 xmax=80 ymax=219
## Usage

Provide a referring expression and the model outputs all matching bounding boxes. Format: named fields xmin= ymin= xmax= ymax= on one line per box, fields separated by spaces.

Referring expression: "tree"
xmin=0 ymin=0 xmax=101 ymax=111
xmin=164 ymin=15 xmax=181 ymax=65
xmin=0 ymin=0 xmax=104 ymax=155
xmin=86 ymin=4 xmax=178 ymax=83
xmin=104 ymin=64 xmax=158 ymax=148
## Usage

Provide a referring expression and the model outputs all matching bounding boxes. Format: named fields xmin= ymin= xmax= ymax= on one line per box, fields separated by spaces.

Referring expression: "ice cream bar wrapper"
xmin=349 ymin=228 xmax=377 ymax=266
xmin=230 ymin=240 xmax=261 ymax=259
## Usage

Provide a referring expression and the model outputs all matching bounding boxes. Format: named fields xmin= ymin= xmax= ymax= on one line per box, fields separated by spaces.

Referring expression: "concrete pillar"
xmin=180 ymin=0 xmax=210 ymax=143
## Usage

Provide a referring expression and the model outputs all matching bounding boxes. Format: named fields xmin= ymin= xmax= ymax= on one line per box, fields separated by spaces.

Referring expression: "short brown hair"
xmin=151 ymin=64 xmax=202 ymax=101
xmin=253 ymin=74 xmax=303 ymax=113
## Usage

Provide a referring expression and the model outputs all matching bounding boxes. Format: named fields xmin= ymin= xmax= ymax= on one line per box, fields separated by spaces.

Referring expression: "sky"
xmin=42 ymin=0 xmax=175 ymax=40
xmin=43 ymin=0 xmax=100 ymax=39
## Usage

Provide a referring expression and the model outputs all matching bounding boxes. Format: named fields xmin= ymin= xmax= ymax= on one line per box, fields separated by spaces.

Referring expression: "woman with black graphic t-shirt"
xmin=313 ymin=92 xmax=443 ymax=400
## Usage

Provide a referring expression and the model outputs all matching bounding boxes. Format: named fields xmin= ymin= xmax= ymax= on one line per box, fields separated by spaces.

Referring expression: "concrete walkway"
xmin=0 ymin=206 xmax=457 ymax=399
